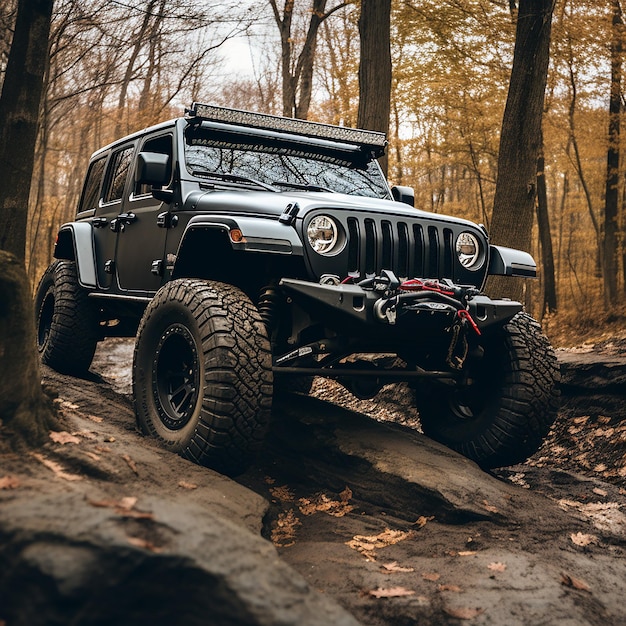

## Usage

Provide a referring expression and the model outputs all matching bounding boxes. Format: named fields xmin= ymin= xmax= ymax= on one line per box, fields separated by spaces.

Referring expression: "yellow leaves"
xmin=380 ymin=561 xmax=414 ymax=573
xmin=0 ymin=474 xmax=20 ymax=489
xmin=487 ymin=562 xmax=507 ymax=572
xmin=298 ymin=487 xmax=354 ymax=518
xmin=178 ymin=480 xmax=198 ymax=490
xmin=570 ymin=532 xmax=597 ymax=547
xmin=368 ymin=586 xmax=415 ymax=598
xmin=346 ymin=529 xmax=417 ymax=561
xmin=122 ymin=454 xmax=139 ymax=475
xmin=31 ymin=452 xmax=82 ymax=481
xmin=127 ymin=536 xmax=162 ymax=553
xmin=87 ymin=496 xmax=154 ymax=520
xmin=49 ymin=431 xmax=81 ymax=445
xmin=271 ymin=510 xmax=301 ymax=547
xmin=561 ymin=572 xmax=591 ymax=593
xmin=270 ymin=485 xmax=295 ymax=502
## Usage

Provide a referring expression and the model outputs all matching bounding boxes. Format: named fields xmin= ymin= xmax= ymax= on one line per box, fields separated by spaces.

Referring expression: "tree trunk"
xmin=488 ymin=0 xmax=553 ymax=300
xmin=357 ymin=0 xmax=391 ymax=175
xmin=0 ymin=251 xmax=57 ymax=447
xmin=0 ymin=0 xmax=53 ymax=261
xmin=0 ymin=0 xmax=57 ymax=448
xmin=603 ymin=0 xmax=623 ymax=304
xmin=536 ymin=133 xmax=557 ymax=315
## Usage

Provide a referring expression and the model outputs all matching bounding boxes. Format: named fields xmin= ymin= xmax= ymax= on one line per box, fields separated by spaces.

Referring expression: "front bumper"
xmin=279 ymin=276 xmax=522 ymax=331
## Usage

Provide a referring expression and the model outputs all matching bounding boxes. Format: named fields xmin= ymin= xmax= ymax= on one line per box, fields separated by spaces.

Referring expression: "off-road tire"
xmin=415 ymin=312 xmax=560 ymax=469
xmin=34 ymin=260 xmax=99 ymax=375
xmin=133 ymin=279 xmax=273 ymax=475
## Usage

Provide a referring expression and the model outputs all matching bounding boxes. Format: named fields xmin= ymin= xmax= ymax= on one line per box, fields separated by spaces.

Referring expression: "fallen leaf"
xmin=87 ymin=496 xmax=153 ymax=519
xmin=31 ymin=453 xmax=82 ymax=481
xmin=570 ymin=532 xmax=597 ymax=547
xmin=560 ymin=572 xmax=591 ymax=592
xmin=346 ymin=529 xmax=416 ymax=561
xmin=422 ymin=572 xmax=441 ymax=582
xmin=298 ymin=492 xmax=354 ymax=517
xmin=87 ymin=415 xmax=104 ymax=423
xmin=381 ymin=561 xmax=414 ymax=573
xmin=127 ymin=536 xmax=162 ymax=553
xmin=94 ymin=445 xmax=112 ymax=454
xmin=414 ymin=515 xmax=434 ymax=527
xmin=594 ymin=464 xmax=608 ymax=472
xmin=73 ymin=430 xmax=97 ymax=440
xmin=368 ymin=587 xmax=415 ymax=598
xmin=444 ymin=607 xmax=484 ymax=619
xmin=438 ymin=584 xmax=462 ymax=592
xmin=270 ymin=485 xmax=295 ymax=502
xmin=457 ymin=551 xmax=477 ymax=556
xmin=122 ymin=454 xmax=138 ymax=475
xmin=481 ymin=500 xmax=499 ymax=514
xmin=592 ymin=487 xmax=607 ymax=497
xmin=178 ymin=481 xmax=198 ymax=490
xmin=50 ymin=431 xmax=81 ymax=445
xmin=84 ymin=451 xmax=101 ymax=462
xmin=271 ymin=510 xmax=301 ymax=547
xmin=487 ymin=562 xmax=507 ymax=572
xmin=339 ymin=486 xmax=353 ymax=502
xmin=0 ymin=475 xmax=20 ymax=490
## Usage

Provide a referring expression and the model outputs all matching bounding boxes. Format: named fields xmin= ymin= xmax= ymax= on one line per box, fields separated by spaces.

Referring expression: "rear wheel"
xmin=34 ymin=260 xmax=99 ymax=374
xmin=415 ymin=313 xmax=559 ymax=469
xmin=133 ymin=279 xmax=273 ymax=475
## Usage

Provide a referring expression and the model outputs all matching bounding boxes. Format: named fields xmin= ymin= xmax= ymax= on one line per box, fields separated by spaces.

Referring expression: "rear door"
xmin=114 ymin=132 xmax=174 ymax=294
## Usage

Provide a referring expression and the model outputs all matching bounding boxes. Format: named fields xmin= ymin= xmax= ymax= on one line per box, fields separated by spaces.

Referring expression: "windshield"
xmin=184 ymin=132 xmax=391 ymax=199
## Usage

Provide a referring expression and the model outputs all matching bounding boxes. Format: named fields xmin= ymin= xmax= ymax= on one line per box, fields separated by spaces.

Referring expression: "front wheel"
xmin=415 ymin=312 xmax=560 ymax=469
xmin=133 ymin=279 xmax=273 ymax=475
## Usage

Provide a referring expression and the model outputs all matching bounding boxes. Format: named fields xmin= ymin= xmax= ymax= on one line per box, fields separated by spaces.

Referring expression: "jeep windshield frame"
xmin=182 ymin=122 xmax=392 ymax=200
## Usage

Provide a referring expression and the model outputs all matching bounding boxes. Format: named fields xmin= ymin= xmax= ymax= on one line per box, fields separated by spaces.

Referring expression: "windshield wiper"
xmin=191 ymin=169 xmax=278 ymax=192
xmin=272 ymin=180 xmax=334 ymax=193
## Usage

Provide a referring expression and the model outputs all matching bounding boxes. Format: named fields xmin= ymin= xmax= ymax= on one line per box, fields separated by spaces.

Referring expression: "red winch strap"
xmin=457 ymin=309 xmax=481 ymax=335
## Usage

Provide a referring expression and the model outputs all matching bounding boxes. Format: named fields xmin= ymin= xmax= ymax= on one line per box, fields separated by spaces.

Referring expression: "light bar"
xmin=186 ymin=103 xmax=387 ymax=152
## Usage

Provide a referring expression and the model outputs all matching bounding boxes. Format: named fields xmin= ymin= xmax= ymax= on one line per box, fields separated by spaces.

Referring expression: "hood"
xmin=182 ymin=188 xmax=480 ymax=230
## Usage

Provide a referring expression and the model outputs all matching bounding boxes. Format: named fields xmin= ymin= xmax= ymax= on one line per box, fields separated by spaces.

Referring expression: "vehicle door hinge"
xmin=104 ymin=259 xmax=115 ymax=274
xmin=157 ymin=211 xmax=179 ymax=228
xmin=151 ymin=259 xmax=163 ymax=276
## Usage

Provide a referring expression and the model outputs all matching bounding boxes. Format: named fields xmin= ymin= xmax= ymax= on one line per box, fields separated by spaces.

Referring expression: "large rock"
xmin=0 ymin=491 xmax=359 ymax=626
xmin=267 ymin=395 xmax=518 ymax=523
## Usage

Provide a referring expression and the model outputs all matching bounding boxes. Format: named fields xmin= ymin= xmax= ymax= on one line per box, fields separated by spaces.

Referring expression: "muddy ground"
xmin=1 ymin=337 xmax=625 ymax=625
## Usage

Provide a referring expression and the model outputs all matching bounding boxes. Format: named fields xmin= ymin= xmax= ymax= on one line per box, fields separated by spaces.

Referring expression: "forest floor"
xmin=1 ymin=330 xmax=626 ymax=625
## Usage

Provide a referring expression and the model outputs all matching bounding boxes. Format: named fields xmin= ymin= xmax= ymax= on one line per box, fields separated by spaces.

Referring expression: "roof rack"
xmin=185 ymin=103 xmax=387 ymax=156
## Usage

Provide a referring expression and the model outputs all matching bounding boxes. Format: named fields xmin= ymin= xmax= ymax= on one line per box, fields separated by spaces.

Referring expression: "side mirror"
xmin=136 ymin=151 xmax=170 ymax=187
xmin=391 ymin=185 xmax=415 ymax=207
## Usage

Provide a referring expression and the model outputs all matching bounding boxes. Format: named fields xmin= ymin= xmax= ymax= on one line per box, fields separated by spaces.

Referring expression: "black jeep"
xmin=35 ymin=103 xmax=559 ymax=474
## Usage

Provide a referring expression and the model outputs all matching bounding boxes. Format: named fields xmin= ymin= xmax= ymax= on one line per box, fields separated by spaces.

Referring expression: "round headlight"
xmin=307 ymin=215 xmax=340 ymax=255
xmin=456 ymin=232 xmax=482 ymax=269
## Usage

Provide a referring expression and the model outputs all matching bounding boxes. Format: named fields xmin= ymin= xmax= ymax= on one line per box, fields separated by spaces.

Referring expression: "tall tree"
xmin=269 ymin=0 xmax=348 ymax=119
xmin=0 ymin=0 xmax=56 ymax=446
xmin=357 ymin=0 xmax=391 ymax=173
xmin=489 ymin=0 xmax=554 ymax=300
xmin=603 ymin=0 xmax=623 ymax=304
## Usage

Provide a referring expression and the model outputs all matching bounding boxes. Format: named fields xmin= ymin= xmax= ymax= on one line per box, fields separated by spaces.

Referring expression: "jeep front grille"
xmin=346 ymin=216 xmax=455 ymax=280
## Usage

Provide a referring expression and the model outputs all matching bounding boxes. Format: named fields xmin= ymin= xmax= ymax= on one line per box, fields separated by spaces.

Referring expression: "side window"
xmin=77 ymin=156 xmax=106 ymax=214
xmin=104 ymin=146 xmax=134 ymax=203
xmin=135 ymin=134 xmax=173 ymax=196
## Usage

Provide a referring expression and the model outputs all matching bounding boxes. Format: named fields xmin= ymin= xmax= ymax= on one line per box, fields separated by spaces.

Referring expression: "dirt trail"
xmin=1 ymin=337 xmax=625 ymax=625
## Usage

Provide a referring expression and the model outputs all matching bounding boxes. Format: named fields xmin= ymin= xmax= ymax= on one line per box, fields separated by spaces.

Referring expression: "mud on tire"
xmin=415 ymin=312 xmax=560 ymax=469
xmin=133 ymin=279 xmax=273 ymax=475
xmin=34 ymin=260 xmax=100 ymax=375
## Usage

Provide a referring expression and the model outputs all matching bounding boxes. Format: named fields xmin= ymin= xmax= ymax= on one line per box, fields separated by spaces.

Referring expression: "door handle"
xmin=110 ymin=212 xmax=136 ymax=232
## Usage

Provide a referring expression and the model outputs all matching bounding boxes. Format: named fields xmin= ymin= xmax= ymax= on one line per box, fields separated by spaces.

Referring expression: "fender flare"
xmin=54 ymin=222 xmax=98 ymax=288
xmin=178 ymin=215 xmax=304 ymax=256
xmin=488 ymin=245 xmax=536 ymax=278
